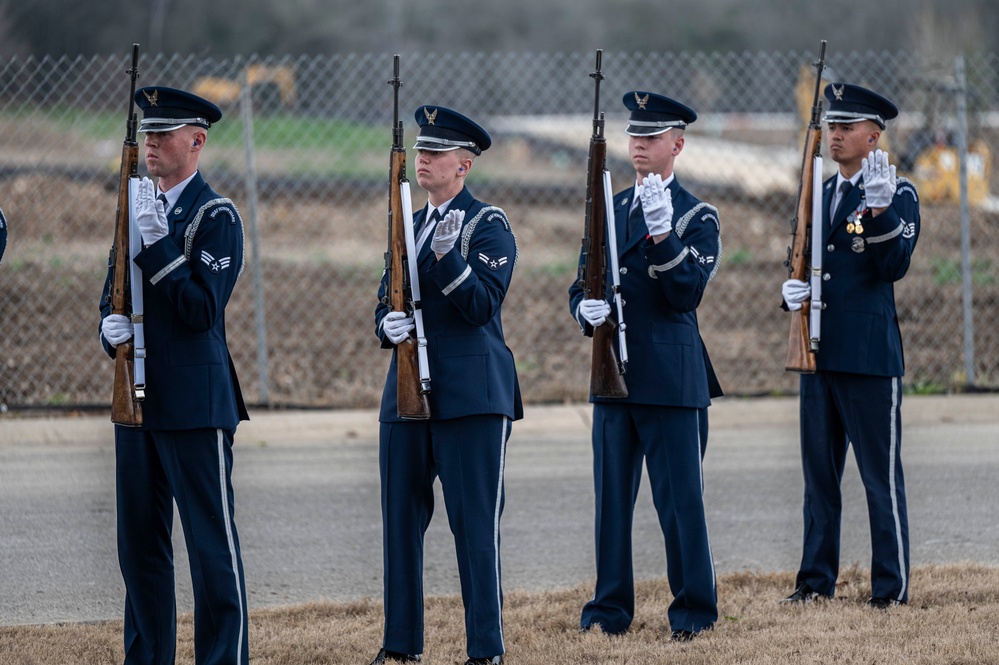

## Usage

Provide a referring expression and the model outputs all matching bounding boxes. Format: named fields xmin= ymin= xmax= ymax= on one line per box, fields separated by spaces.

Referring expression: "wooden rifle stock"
xmin=579 ymin=50 xmax=627 ymax=398
xmin=385 ymin=55 xmax=430 ymax=419
xmin=110 ymin=44 xmax=142 ymax=426
xmin=785 ymin=40 xmax=826 ymax=374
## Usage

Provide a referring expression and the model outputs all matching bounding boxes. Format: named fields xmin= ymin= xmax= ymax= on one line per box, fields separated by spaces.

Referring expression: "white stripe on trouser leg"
xmin=696 ymin=411 xmax=716 ymax=590
xmin=888 ymin=378 xmax=907 ymax=601
xmin=492 ymin=417 xmax=509 ymax=652
xmin=217 ymin=428 xmax=245 ymax=663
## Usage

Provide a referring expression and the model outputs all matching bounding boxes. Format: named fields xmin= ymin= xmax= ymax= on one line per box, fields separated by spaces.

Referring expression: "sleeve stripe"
xmin=442 ymin=264 xmax=472 ymax=295
xmin=866 ymin=222 xmax=905 ymax=245
xmin=647 ymin=246 xmax=689 ymax=278
xmin=149 ymin=256 xmax=187 ymax=285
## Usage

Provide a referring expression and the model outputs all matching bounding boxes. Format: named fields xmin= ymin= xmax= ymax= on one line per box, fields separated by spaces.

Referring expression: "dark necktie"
xmin=417 ymin=208 xmax=440 ymax=251
xmin=627 ymin=201 xmax=644 ymax=240
xmin=157 ymin=193 xmax=169 ymax=213
xmin=831 ymin=180 xmax=852 ymax=220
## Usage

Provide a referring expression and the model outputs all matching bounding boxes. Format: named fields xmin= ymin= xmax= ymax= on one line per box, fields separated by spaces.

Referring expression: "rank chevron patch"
xmin=201 ymin=250 xmax=232 ymax=273
xmin=478 ymin=252 xmax=508 ymax=271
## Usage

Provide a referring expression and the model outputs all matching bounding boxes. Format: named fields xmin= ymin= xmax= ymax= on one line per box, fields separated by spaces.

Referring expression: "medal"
xmin=854 ymin=222 xmax=864 ymax=234
xmin=846 ymin=222 xmax=855 ymax=234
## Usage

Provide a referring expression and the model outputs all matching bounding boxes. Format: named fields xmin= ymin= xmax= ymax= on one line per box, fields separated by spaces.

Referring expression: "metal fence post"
xmin=240 ymin=65 xmax=271 ymax=404
xmin=955 ymin=54 xmax=976 ymax=387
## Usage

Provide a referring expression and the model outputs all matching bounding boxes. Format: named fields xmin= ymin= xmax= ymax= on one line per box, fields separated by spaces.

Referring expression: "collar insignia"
xmin=424 ymin=108 xmax=438 ymax=125
xmin=831 ymin=84 xmax=844 ymax=101
xmin=143 ymin=89 xmax=159 ymax=106
xmin=634 ymin=93 xmax=649 ymax=110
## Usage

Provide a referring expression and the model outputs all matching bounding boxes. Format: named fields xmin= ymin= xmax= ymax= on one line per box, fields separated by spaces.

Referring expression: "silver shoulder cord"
xmin=603 ymin=169 xmax=628 ymax=370
xmin=808 ymin=154 xmax=824 ymax=352
xmin=400 ymin=181 xmax=431 ymax=393
xmin=127 ymin=178 xmax=146 ymax=401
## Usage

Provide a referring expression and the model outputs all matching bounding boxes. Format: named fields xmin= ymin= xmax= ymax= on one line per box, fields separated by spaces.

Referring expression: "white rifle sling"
xmin=127 ymin=178 xmax=146 ymax=400
xmin=808 ymin=154 xmax=824 ymax=352
xmin=400 ymin=181 xmax=431 ymax=390
xmin=603 ymin=169 xmax=628 ymax=368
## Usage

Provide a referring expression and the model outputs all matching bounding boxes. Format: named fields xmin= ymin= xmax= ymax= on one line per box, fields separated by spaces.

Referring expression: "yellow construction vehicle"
xmin=192 ymin=64 xmax=297 ymax=110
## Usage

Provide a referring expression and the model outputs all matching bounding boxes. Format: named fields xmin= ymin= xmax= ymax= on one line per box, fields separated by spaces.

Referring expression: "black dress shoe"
xmin=867 ymin=596 xmax=904 ymax=610
xmin=464 ymin=657 xmax=503 ymax=665
xmin=780 ymin=583 xmax=825 ymax=605
xmin=670 ymin=629 xmax=697 ymax=642
xmin=369 ymin=648 xmax=421 ymax=664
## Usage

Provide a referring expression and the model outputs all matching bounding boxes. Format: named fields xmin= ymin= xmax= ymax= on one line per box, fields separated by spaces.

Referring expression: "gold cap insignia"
xmin=831 ymin=84 xmax=844 ymax=101
xmin=143 ymin=89 xmax=159 ymax=106
xmin=635 ymin=93 xmax=649 ymax=110
xmin=424 ymin=107 xmax=438 ymax=125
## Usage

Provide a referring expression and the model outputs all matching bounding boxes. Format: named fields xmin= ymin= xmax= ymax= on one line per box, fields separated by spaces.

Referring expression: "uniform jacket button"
xmin=822 ymin=272 xmax=831 ymax=281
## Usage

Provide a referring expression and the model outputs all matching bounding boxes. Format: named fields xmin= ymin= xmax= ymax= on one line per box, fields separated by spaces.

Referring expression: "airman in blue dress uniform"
xmin=569 ymin=91 xmax=723 ymax=641
xmin=781 ymin=83 xmax=919 ymax=609
xmin=370 ymin=106 xmax=522 ymax=665
xmin=99 ymin=86 xmax=250 ymax=664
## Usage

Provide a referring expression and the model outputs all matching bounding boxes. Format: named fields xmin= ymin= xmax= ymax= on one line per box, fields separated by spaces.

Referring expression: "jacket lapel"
xmin=613 ymin=191 xmax=632 ymax=256
xmin=821 ymin=175 xmax=836 ymax=242
xmin=418 ymin=186 xmax=474 ymax=266
xmin=170 ymin=171 xmax=207 ymax=225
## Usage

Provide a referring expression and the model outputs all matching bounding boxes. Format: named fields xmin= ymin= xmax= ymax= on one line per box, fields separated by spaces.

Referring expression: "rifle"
xmin=110 ymin=44 xmax=143 ymax=426
xmin=578 ymin=49 xmax=628 ymax=398
xmin=384 ymin=54 xmax=431 ymax=419
xmin=784 ymin=39 xmax=827 ymax=373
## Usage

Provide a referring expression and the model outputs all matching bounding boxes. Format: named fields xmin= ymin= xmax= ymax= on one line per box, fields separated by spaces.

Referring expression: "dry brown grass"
xmin=3 ymin=565 xmax=999 ymax=664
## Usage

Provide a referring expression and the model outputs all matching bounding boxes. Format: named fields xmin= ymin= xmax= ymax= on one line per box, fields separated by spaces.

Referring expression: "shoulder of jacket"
xmin=183 ymin=197 xmax=245 ymax=277
xmin=894 ymin=176 xmax=919 ymax=203
xmin=460 ymin=205 xmax=517 ymax=266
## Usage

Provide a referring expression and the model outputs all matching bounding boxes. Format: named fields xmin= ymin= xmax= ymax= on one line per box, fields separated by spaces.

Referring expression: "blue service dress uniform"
xmin=99 ymin=171 xmax=249 ymax=665
xmin=374 ymin=185 xmax=523 ymax=659
xmin=793 ymin=173 xmax=920 ymax=603
xmin=569 ymin=176 xmax=722 ymax=635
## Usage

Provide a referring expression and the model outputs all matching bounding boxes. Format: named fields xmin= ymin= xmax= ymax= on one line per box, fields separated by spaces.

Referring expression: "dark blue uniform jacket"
xmin=375 ymin=186 xmax=523 ymax=423
xmin=816 ymin=175 xmax=920 ymax=376
xmin=100 ymin=172 xmax=248 ymax=430
xmin=569 ymin=176 xmax=722 ymax=407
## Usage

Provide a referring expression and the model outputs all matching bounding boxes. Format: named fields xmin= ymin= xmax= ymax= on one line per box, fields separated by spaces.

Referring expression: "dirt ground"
xmin=1 ymin=173 xmax=997 ymax=409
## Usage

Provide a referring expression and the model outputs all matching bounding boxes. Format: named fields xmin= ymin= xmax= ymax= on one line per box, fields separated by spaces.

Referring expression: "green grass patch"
xmin=930 ymin=257 xmax=995 ymax=287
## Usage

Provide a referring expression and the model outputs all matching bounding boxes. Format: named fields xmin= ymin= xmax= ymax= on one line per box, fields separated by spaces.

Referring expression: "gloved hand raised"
xmin=431 ymin=209 xmax=464 ymax=258
xmin=135 ymin=176 xmax=168 ymax=245
xmin=102 ymin=313 xmax=134 ymax=347
xmin=640 ymin=173 xmax=673 ymax=236
xmin=579 ymin=299 xmax=611 ymax=327
xmin=862 ymin=149 xmax=896 ymax=209
xmin=383 ymin=310 xmax=415 ymax=345
xmin=781 ymin=279 xmax=810 ymax=312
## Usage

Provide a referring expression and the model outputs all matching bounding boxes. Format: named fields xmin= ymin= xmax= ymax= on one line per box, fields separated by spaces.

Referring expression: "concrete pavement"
xmin=1 ymin=394 xmax=997 ymax=626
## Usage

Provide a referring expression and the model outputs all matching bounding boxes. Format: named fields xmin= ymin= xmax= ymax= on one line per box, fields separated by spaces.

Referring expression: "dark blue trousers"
xmin=115 ymin=427 xmax=249 ymax=665
xmin=379 ymin=415 xmax=510 ymax=659
xmin=580 ymin=403 xmax=717 ymax=635
xmin=796 ymin=372 xmax=910 ymax=602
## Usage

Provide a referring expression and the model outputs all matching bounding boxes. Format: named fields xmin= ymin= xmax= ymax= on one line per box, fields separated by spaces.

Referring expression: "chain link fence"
xmin=1 ymin=49 xmax=997 ymax=412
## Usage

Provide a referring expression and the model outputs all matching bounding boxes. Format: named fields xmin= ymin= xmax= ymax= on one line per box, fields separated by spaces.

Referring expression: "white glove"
xmin=102 ymin=314 xmax=134 ymax=347
xmin=782 ymin=279 xmax=810 ymax=312
xmin=861 ymin=149 xmax=896 ymax=209
xmin=135 ymin=176 xmax=169 ymax=245
xmin=640 ymin=173 xmax=673 ymax=236
xmin=383 ymin=310 xmax=415 ymax=345
xmin=431 ymin=209 xmax=464 ymax=257
xmin=579 ymin=299 xmax=611 ymax=327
